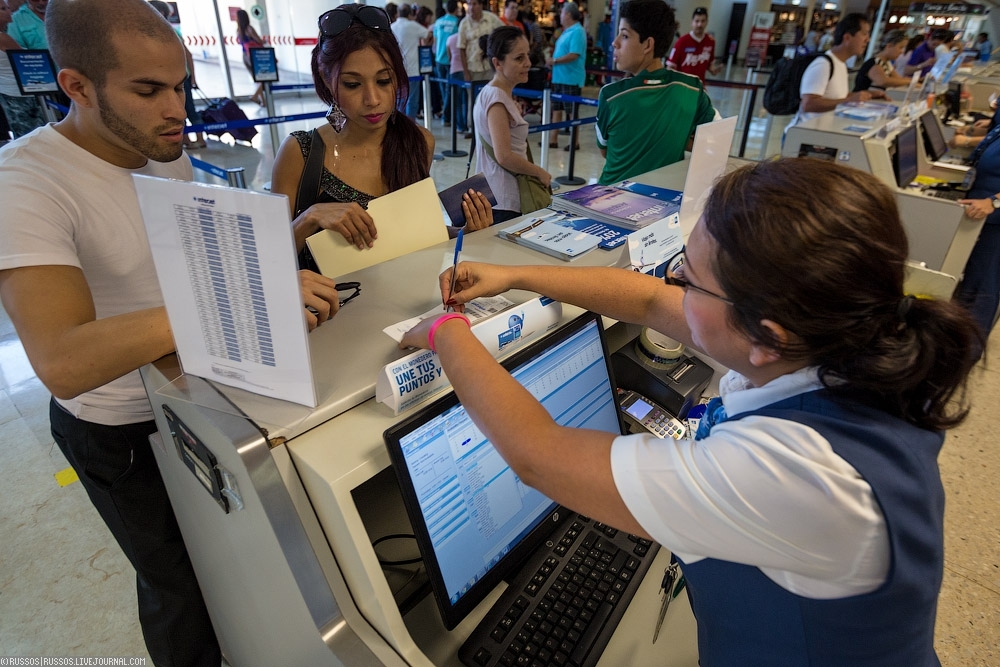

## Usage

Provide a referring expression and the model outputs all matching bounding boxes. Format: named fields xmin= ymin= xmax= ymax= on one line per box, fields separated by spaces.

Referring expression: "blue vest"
xmin=678 ymin=388 xmax=944 ymax=666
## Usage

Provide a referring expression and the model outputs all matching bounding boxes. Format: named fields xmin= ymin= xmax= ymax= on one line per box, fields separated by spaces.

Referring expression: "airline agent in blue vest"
xmin=401 ymin=158 xmax=981 ymax=665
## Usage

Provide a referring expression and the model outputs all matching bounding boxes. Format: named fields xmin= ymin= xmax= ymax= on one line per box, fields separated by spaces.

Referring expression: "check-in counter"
xmin=140 ymin=162 xmax=714 ymax=667
xmin=783 ymin=110 xmax=983 ymax=281
xmin=781 ymin=112 xmax=889 ymax=172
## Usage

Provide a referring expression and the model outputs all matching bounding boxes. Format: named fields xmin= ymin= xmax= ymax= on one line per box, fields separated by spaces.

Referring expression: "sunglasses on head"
xmin=318 ymin=5 xmax=391 ymax=39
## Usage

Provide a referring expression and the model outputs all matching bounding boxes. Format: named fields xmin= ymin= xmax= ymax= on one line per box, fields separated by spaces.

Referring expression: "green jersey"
xmin=596 ymin=68 xmax=716 ymax=185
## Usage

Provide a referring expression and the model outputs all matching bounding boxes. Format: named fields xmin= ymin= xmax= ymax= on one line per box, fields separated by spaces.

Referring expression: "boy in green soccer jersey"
xmin=596 ymin=0 xmax=717 ymax=185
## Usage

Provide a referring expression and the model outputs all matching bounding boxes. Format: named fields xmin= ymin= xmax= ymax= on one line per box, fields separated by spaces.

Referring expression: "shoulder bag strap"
xmin=294 ymin=128 xmax=327 ymax=273
xmin=295 ymin=128 xmax=327 ymax=217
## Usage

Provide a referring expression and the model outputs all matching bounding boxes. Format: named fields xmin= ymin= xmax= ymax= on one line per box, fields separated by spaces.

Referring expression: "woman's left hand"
xmin=462 ymin=189 xmax=494 ymax=231
xmin=958 ymin=198 xmax=993 ymax=220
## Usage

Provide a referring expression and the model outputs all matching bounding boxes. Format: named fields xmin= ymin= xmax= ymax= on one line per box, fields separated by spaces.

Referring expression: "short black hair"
xmin=46 ymin=0 xmax=179 ymax=85
xmin=931 ymin=28 xmax=952 ymax=42
xmin=619 ymin=0 xmax=677 ymax=59
xmin=693 ymin=7 xmax=708 ymax=17
xmin=833 ymin=13 xmax=868 ymax=46
xmin=447 ymin=0 xmax=459 ymax=13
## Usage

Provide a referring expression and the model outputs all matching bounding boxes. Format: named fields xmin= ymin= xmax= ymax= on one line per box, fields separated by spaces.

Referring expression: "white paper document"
xmin=382 ymin=295 xmax=517 ymax=342
xmin=680 ymin=115 xmax=737 ymax=235
xmin=133 ymin=175 xmax=317 ymax=407
xmin=305 ymin=177 xmax=449 ymax=279
xmin=627 ymin=213 xmax=683 ymax=274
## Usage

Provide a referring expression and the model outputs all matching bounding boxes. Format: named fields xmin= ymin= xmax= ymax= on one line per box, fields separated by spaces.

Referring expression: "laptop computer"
xmin=383 ymin=312 xmax=660 ymax=666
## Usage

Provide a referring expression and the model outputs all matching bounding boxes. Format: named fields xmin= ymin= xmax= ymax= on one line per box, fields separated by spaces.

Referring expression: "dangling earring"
xmin=326 ymin=101 xmax=347 ymax=133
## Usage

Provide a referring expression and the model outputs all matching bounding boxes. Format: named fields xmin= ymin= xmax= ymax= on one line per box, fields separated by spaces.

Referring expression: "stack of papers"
xmin=552 ymin=182 xmax=682 ymax=230
xmin=497 ymin=216 xmax=602 ymax=260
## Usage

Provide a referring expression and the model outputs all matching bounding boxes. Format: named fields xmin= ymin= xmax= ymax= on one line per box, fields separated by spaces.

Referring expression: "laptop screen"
xmin=383 ymin=312 xmax=624 ymax=630
xmin=919 ymin=111 xmax=949 ymax=162
xmin=893 ymin=125 xmax=919 ymax=188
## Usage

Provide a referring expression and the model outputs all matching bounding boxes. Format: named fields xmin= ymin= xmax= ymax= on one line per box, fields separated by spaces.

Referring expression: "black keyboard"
xmin=925 ymin=188 xmax=967 ymax=201
xmin=459 ymin=517 xmax=659 ymax=667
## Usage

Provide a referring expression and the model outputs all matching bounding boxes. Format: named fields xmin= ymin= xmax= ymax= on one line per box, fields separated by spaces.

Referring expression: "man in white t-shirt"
xmin=391 ymin=3 xmax=429 ymax=119
xmin=0 ymin=1 xmax=339 ymax=664
xmin=788 ymin=13 xmax=876 ymax=129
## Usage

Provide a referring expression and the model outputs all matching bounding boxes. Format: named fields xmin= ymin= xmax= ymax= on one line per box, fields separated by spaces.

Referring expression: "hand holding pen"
xmin=446 ymin=228 xmax=464 ymax=312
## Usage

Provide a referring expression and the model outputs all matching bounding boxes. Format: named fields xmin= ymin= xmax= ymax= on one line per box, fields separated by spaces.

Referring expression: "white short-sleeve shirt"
xmin=610 ymin=367 xmax=889 ymax=599
xmin=0 ymin=125 xmax=193 ymax=425
xmin=788 ymin=53 xmax=848 ymax=127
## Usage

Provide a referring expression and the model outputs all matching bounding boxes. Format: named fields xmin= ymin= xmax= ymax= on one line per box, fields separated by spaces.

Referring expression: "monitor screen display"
xmin=894 ymin=125 xmax=919 ymax=187
xmin=383 ymin=312 xmax=625 ymax=630
xmin=920 ymin=112 xmax=949 ymax=162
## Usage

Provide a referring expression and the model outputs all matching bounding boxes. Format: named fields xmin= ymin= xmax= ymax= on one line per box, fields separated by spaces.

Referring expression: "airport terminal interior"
xmin=2 ymin=34 xmax=999 ymax=667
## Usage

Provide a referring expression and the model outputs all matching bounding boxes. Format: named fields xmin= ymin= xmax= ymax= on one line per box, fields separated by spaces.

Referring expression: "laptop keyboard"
xmin=925 ymin=188 xmax=967 ymax=201
xmin=459 ymin=517 xmax=659 ymax=667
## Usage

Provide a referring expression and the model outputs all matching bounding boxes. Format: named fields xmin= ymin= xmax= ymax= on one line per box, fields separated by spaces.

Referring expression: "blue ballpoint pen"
xmin=446 ymin=228 xmax=464 ymax=312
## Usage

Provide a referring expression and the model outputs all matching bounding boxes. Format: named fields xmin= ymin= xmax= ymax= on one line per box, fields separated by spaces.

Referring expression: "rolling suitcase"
xmin=199 ymin=94 xmax=258 ymax=142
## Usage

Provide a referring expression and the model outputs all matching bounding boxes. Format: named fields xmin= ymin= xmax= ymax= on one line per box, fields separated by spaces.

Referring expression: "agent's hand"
xmin=299 ymin=269 xmax=339 ymax=330
xmin=304 ymin=202 xmax=378 ymax=249
xmin=958 ymin=198 xmax=993 ymax=220
xmin=439 ymin=261 xmax=513 ymax=310
xmin=846 ymin=90 xmax=872 ymax=103
xmin=974 ymin=118 xmax=991 ymax=131
xmin=536 ymin=168 xmax=552 ymax=188
xmin=462 ymin=189 xmax=494 ymax=231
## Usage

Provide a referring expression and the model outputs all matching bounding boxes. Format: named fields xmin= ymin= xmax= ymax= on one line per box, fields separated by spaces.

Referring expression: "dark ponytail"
xmin=704 ymin=158 xmax=981 ymax=431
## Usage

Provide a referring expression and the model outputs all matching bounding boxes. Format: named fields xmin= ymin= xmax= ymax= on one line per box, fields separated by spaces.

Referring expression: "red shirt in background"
xmin=667 ymin=32 xmax=716 ymax=83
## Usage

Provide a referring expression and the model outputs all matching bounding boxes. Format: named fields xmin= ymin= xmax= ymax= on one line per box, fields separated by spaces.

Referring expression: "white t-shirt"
xmin=610 ymin=366 xmax=889 ymax=599
xmin=788 ymin=53 xmax=849 ymax=128
xmin=0 ymin=125 xmax=193 ymax=425
xmin=474 ymin=84 xmax=529 ymax=213
xmin=391 ymin=18 xmax=428 ymax=78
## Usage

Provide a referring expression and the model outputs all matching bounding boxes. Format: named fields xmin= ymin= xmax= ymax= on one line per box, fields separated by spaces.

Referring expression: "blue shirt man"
xmin=548 ymin=2 xmax=587 ymax=149
xmin=7 ymin=0 xmax=48 ymax=49
xmin=432 ymin=0 xmax=461 ymax=122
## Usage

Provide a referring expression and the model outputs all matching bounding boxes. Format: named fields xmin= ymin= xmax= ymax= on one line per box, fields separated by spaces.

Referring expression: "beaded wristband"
xmin=427 ymin=313 xmax=471 ymax=353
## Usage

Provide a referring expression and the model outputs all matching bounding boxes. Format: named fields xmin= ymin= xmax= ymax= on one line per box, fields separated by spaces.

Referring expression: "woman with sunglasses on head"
xmin=473 ymin=26 xmax=553 ymax=222
xmin=400 ymin=158 xmax=981 ymax=664
xmin=271 ymin=5 xmax=493 ymax=272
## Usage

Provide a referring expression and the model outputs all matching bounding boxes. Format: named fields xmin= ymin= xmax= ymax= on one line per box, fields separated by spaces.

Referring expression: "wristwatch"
xmin=992 ymin=196 xmax=1000 ymax=209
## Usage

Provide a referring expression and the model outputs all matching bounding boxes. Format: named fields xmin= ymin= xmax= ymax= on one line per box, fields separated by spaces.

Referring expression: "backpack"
xmin=762 ymin=53 xmax=833 ymax=116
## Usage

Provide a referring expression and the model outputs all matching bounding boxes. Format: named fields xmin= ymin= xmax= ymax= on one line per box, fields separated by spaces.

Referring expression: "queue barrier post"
xmin=540 ymin=88 xmax=552 ymax=169
xmin=441 ymin=79 xmax=468 ymax=158
xmin=422 ymin=75 xmax=444 ymax=161
xmin=264 ymin=82 xmax=280 ymax=154
xmin=555 ymin=99 xmax=585 ymax=186
xmin=226 ymin=167 xmax=247 ymax=189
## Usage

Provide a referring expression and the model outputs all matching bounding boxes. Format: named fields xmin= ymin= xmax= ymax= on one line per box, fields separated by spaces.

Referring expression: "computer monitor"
xmin=383 ymin=312 xmax=625 ymax=630
xmin=893 ymin=125 xmax=919 ymax=188
xmin=919 ymin=111 xmax=949 ymax=162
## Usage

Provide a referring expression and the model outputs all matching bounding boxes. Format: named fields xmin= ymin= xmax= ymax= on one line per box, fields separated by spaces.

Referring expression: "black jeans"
xmin=50 ymin=399 xmax=221 ymax=667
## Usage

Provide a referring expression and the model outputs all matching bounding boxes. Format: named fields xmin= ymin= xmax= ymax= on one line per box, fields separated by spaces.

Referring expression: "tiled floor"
xmin=1 ymin=84 xmax=997 ymax=664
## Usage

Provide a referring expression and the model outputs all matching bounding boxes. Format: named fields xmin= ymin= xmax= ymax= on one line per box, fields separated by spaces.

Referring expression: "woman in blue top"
xmin=401 ymin=158 xmax=981 ymax=665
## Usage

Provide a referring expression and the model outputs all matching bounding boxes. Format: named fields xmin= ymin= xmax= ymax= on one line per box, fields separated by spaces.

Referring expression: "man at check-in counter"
xmin=0 ymin=1 xmax=340 ymax=663
xmin=401 ymin=159 xmax=981 ymax=664
xmin=786 ymin=13 xmax=877 ymax=132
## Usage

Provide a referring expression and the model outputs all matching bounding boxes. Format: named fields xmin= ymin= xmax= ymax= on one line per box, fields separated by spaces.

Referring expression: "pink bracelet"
xmin=427 ymin=313 xmax=471 ymax=353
